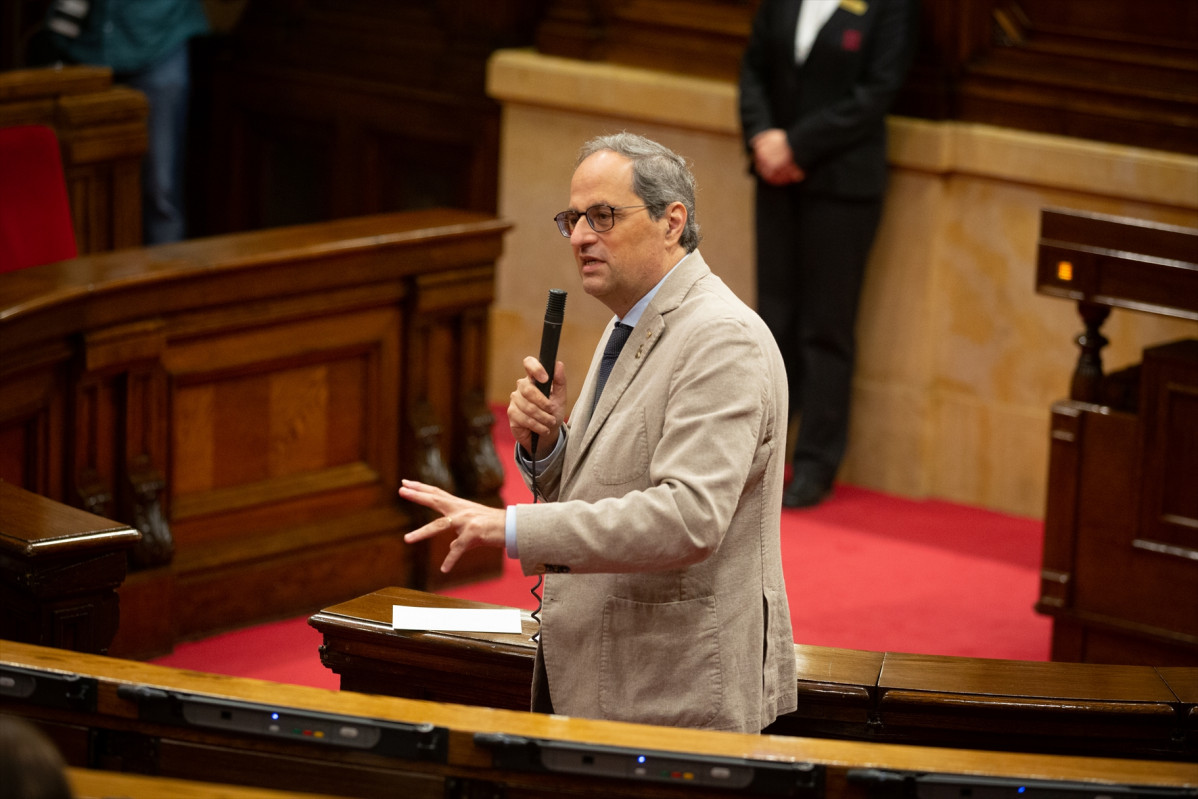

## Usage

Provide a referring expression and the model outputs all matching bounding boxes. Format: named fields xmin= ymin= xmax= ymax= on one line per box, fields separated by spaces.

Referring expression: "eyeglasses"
xmin=553 ymin=204 xmax=649 ymax=237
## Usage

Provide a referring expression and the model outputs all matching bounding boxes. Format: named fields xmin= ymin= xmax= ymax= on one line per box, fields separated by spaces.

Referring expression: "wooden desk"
xmin=311 ymin=587 xmax=1197 ymax=761
xmin=0 ymin=481 xmax=139 ymax=653
xmin=873 ymin=652 xmax=1186 ymax=759
xmin=2 ymin=640 xmax=1194 ymax=799
xmin=1035 ymin=208 xmax=1198 ymax=666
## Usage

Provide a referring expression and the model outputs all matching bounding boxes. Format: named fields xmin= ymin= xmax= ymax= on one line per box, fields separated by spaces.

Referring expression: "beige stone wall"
xmin=486 ymin=49 xmax=1198 ymax=519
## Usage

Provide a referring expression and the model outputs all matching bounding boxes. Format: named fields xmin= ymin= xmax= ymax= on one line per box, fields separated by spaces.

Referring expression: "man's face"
xmin=567 ymin=150 xmax=674 ymax=318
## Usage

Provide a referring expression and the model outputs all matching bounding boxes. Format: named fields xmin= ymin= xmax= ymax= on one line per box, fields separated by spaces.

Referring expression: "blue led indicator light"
xmin=271 ymin=712 xmax=279 ymax=720
xmin=637 ymin=756 xmax=646 ymax=764
xmin=1018 ymin=788 xmax=1026 ymax=794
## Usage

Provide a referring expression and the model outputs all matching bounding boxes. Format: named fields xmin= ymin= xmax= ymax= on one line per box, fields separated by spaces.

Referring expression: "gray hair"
xmin=577 ymin=133 xmax=701 ymax=252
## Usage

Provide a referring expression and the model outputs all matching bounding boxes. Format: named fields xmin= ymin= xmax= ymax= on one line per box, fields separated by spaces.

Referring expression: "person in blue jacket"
xmin=46 ymin=0 xmax=210 ymax=244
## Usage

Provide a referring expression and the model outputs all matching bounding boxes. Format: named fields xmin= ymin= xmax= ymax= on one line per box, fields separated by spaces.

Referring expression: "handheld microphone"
xmin=530 ymin=288 xmax=567 ymax=455
xmin=529 ymin=288 xmax=566 ymax=640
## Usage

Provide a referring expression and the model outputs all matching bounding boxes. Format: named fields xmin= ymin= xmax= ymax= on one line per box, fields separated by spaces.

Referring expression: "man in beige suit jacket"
xmin=401 ymin=133 xmax=797 ymax=733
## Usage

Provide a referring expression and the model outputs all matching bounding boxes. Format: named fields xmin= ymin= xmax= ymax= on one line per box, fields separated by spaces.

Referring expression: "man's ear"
xmin=664 ymin=201 xmax=687 ymax=245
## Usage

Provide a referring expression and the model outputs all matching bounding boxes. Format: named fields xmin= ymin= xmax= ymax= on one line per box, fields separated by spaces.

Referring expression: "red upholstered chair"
xmin=0 ymin=125 xmax=78 ymax=272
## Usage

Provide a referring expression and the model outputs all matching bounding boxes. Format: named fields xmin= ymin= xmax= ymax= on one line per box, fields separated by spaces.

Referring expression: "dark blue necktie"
xmin=591 ymin=322 xmax=633 ymax=416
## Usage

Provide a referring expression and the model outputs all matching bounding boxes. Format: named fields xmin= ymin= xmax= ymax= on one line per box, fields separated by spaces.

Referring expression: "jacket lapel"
xmin=806 ymin=1 xmax=874 ymax=67
xmin=562 ymin=252 xmax=711 ymax=488
xmin=580 ymin=316 xmax=660 ymax=444
xmin=804 ymin=4 xmax=845 ymax=67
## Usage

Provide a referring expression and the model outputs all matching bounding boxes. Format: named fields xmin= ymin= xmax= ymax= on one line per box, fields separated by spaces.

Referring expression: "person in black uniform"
xmin=739 ymin=0 xmax=920 ymax=507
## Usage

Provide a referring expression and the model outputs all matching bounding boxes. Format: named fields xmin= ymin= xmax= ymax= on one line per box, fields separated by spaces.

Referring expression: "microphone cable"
xmin=530 ymin=449 xmax=543 ymax=643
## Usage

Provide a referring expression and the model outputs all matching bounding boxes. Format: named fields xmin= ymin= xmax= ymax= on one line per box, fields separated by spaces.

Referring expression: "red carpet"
xmin=153 ymin=409 xmax=1051 ymax=688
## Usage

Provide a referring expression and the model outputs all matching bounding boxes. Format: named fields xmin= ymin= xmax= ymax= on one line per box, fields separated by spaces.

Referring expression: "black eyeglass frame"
xmin=553 ymin=204 xmax=650 ymax=237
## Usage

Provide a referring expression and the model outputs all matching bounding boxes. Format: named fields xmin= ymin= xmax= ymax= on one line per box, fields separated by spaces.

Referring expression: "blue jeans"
xmin=122 ymin=41 xmax=190 ymax=244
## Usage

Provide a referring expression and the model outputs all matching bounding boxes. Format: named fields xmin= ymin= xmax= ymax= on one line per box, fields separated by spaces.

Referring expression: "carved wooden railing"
xmin=0 ymin=209 xmax=510 ymax=657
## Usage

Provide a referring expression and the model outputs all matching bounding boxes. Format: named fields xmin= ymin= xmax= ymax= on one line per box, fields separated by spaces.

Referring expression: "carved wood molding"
xmin=73 ymin=321 xmax=173 ymax=571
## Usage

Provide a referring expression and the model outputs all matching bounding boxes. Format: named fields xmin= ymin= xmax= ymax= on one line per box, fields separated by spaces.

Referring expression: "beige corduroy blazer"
xmin=514 ymin=250 xmax=798 ymax=733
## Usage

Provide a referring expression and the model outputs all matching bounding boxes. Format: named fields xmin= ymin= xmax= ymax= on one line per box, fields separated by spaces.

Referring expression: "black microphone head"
xmin=545 ymin=288 xmax=567 ymax=323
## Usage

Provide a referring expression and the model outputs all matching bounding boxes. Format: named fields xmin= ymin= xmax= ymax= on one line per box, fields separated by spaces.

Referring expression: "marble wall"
xmin=485 ymin=49 xmax=1198 ymax=519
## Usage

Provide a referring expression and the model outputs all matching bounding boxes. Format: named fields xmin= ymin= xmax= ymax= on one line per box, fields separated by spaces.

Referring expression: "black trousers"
xmin=754 ymin=181 xmax=883 ymax=479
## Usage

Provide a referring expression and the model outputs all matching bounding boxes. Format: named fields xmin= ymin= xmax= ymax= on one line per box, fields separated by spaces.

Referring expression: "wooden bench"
xmin=2 ymin=639 xmax=1192 ymax=799
xmin=311 ymin=587 xmax=1198 ymax=761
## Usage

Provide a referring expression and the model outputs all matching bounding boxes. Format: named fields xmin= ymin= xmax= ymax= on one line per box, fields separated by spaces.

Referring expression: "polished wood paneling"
xmin=536 ymin=0 xmax=753 ymax=82
xmin=535 ymin=0 xmax=1198 ymax=155
xmin=189 ymin=0 xmax=540 ymax=238
xmin=0 ymin=210 xmax=511 ymax=656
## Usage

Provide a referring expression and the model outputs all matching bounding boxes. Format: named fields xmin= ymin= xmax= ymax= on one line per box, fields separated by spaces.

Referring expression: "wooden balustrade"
xmin=533 ymin=0 xmax=1198 ymax=155
xmin=0 ymin=209 xmax=510 ymax=657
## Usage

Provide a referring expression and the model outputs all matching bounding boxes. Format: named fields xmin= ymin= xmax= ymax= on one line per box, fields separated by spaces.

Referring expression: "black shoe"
xmin=782 ymin=472 xmax=832 ymax=508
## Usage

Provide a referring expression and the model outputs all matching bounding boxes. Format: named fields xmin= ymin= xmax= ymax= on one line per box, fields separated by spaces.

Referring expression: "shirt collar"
xmin=618 ymin=251 xmax=693 ymax=329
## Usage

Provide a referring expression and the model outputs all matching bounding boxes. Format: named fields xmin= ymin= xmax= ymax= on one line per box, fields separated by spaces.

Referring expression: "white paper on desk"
xmin=391 ymin=605 xmax=522 ymax=634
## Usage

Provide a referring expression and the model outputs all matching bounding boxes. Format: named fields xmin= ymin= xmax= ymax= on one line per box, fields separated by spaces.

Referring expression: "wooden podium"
xmin=1035 ymin=208 xmax=1198 ymax=665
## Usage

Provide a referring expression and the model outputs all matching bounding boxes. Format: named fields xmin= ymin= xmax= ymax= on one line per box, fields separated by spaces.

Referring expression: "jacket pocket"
xmin=589 ymin=407 xmax=649 ymax=485
xmin=598 ymin=594 xmax=723 ymax=728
